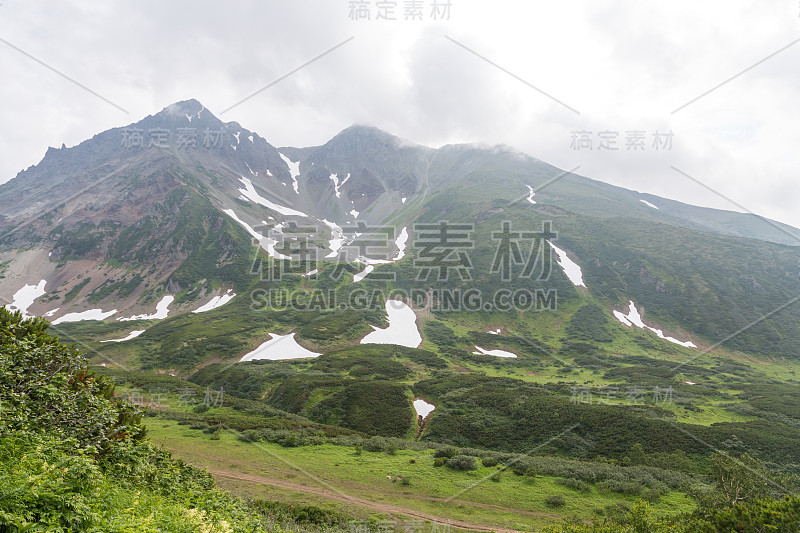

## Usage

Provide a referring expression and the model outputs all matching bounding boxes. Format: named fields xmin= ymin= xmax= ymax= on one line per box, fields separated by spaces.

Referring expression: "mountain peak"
xmin=327 ymin=124 xmax=428 ymax=153
xmin=158 ymin=99 xmax=207 ymax=116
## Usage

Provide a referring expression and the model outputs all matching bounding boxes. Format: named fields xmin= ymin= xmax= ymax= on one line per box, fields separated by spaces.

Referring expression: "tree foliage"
xmin=0 ymin=308 xmax=144 ymax=451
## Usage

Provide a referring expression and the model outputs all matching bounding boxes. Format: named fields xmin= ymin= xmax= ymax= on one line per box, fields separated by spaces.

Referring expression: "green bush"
xmin=434 ymin=446 xmax=460 ymax=458
xmin=0 ymin=309 xmax=285 ymax=532
xmin=424 ymin=320 xmax=458 ymax=346
xmin=545 ymin=494 xmax=566 ymax=508
xmin=482 ymin=456 xmax=499 ymax=467
xmin=0 ymin=308 xmax=144 ymax=451
xmin=363 ymin=436 xmax=392 ymax=452
xmin=510 ymin=459 xmax=537 ymax=477
xmin=446 ymin=455 xmax=478 ymax=471
xmin=555 ymin=477 xmax=591 ymax=492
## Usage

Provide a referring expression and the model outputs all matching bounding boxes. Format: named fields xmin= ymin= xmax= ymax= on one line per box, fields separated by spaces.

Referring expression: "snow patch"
xmin=248 ymin=134 xmax=254 ymax=143
xmin=614 ymin=300 xmax=697 ymax=348
xmin=193 ymin=290 xmax=236 ymax=313
xmin=53 ymin=308 xmax=117 ymax=324
xmin=233 ymin=132 xmax=240 ymax=144
xmin=101 ymin=330 xmax=145 ymax=343
xmin=413 ymin=399 xmax=435 ymax=419
xmin=224 ymin=209 xmax=290 ymax=260
xmin=393 ymin=227 xmax=409 ymax=260
xmin=353 ymin=265 xmax=374 ymax=282
xmin=350 ymin=209 xmax=359 ymax=218
xmin=549 ymin=242 xmax=586 ymax=288
xmin=401 ymin=197 xmax=407 ymax=204
xmin=7 ymin=280 xmax=47 ymax=318
xmin=240 ymin=332 xmax=321 ymax=361
xmin=350 ymin=227 xmax=408 ymax=280
xmin=472 ymin=346 xmax=518 ymax=358
xmin=332 ymin=171 xmax=350 ymax=199
xmin=330 ymin=174 xmax=343 ymax=198
xmin=360 ymin=299 xmax=422 ymax=348
xmin=120 ymin=295 xmax=173 ymax=321
xmin=526 ymin=184 xmax=537 ymax=204
xmin=640 ymin=199 xmax=659 ymax=210
xmin=237 ymin=177 xmax=308 ymax=217
xmin=322 ymin=219 xmax=346 ymax=259
xmin=44 ymin=308 xmax=60 ymax=317
xmin=278 ymin=152 xmax=300 ymax=194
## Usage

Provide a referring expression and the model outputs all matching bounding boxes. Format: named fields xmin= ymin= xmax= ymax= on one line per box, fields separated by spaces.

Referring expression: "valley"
xmin=3 ymin=100 xmax=800 ymax=531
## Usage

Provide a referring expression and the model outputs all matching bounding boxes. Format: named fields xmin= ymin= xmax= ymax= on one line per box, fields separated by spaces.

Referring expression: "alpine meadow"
xmin=2 ymin=3 xmax=800 ymax=532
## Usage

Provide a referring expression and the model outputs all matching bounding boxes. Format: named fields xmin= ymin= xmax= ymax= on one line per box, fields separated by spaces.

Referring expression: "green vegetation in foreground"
xmin=5 ymin=303 xmax=800 ymax=531
xmin=0 ymin=307 xmax=352 ymax=533
xmin=146 ymin=418 xmax=697 ymax=531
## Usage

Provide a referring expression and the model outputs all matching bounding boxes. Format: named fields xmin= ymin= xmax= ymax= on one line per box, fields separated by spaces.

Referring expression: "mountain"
xmin=1 ymin=99 xmax=800 ymax=367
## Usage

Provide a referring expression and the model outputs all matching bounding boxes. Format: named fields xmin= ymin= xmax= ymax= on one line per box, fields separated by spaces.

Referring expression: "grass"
xmin=146 ymin=418 xmax=696 ymax=532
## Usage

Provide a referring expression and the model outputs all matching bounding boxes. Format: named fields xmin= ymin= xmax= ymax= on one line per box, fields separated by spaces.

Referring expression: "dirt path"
xmin=166 ymin=446 xmax=560 ymax=531
xmin=207 ymin=467 xmax=529 ymax=533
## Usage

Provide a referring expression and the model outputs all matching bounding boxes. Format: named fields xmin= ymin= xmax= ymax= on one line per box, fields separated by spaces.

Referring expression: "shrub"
xmin=555 ymin=477 xmax=591 ymax=492
xmin=363 ymin=436 xmax=392 ymax=452
xmin=434 ymin=446 xmax=460 ymax=458
xmin=598 ymin=479 xmax=644 ymax=495
xmin=545 ymin=494 xmax=566 ymax=508
xmin=434 ymin=457 xmax=447 ymax=467
xmin=446 ymin=455 xmax=478 ymax=471
xmin=424 ymin=320 xmax=458 ymax=346
xmin=238 ymin=429 xmax=259 ymax=442
xmin=510 ymin=459 xmax=537 ymax=477
xmin=459 ymin=447 xmax=487 ymax=457
xmin=0 ymin=308 xmax=144 ymax=451
xmin=482 ymin=456 xmax=499 ymax=467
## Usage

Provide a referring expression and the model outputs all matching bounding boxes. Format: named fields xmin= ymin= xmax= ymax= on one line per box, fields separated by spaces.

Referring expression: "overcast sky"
xmin=1 ymin=1 xmax=798 ymax=228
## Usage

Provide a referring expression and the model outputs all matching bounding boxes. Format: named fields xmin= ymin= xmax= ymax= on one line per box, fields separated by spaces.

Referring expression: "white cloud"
xmin=0 ymin=0 xmax=798 ymax=229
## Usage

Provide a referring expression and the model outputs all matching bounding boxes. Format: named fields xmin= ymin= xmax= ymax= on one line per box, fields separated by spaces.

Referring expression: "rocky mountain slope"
xmin=1 ymin=99 xmax=799 ymax=364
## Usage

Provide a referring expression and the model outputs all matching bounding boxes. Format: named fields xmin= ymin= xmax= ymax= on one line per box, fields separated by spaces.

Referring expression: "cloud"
xmin=0 ymin=0 xmax=798 ymax=228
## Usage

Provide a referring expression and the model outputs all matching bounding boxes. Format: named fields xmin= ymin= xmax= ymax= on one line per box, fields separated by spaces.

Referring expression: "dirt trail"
xmin=166 ymin=446 xmax=560 ymax=532
xmin=207 ymin=467 xmax=529 ymax=533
